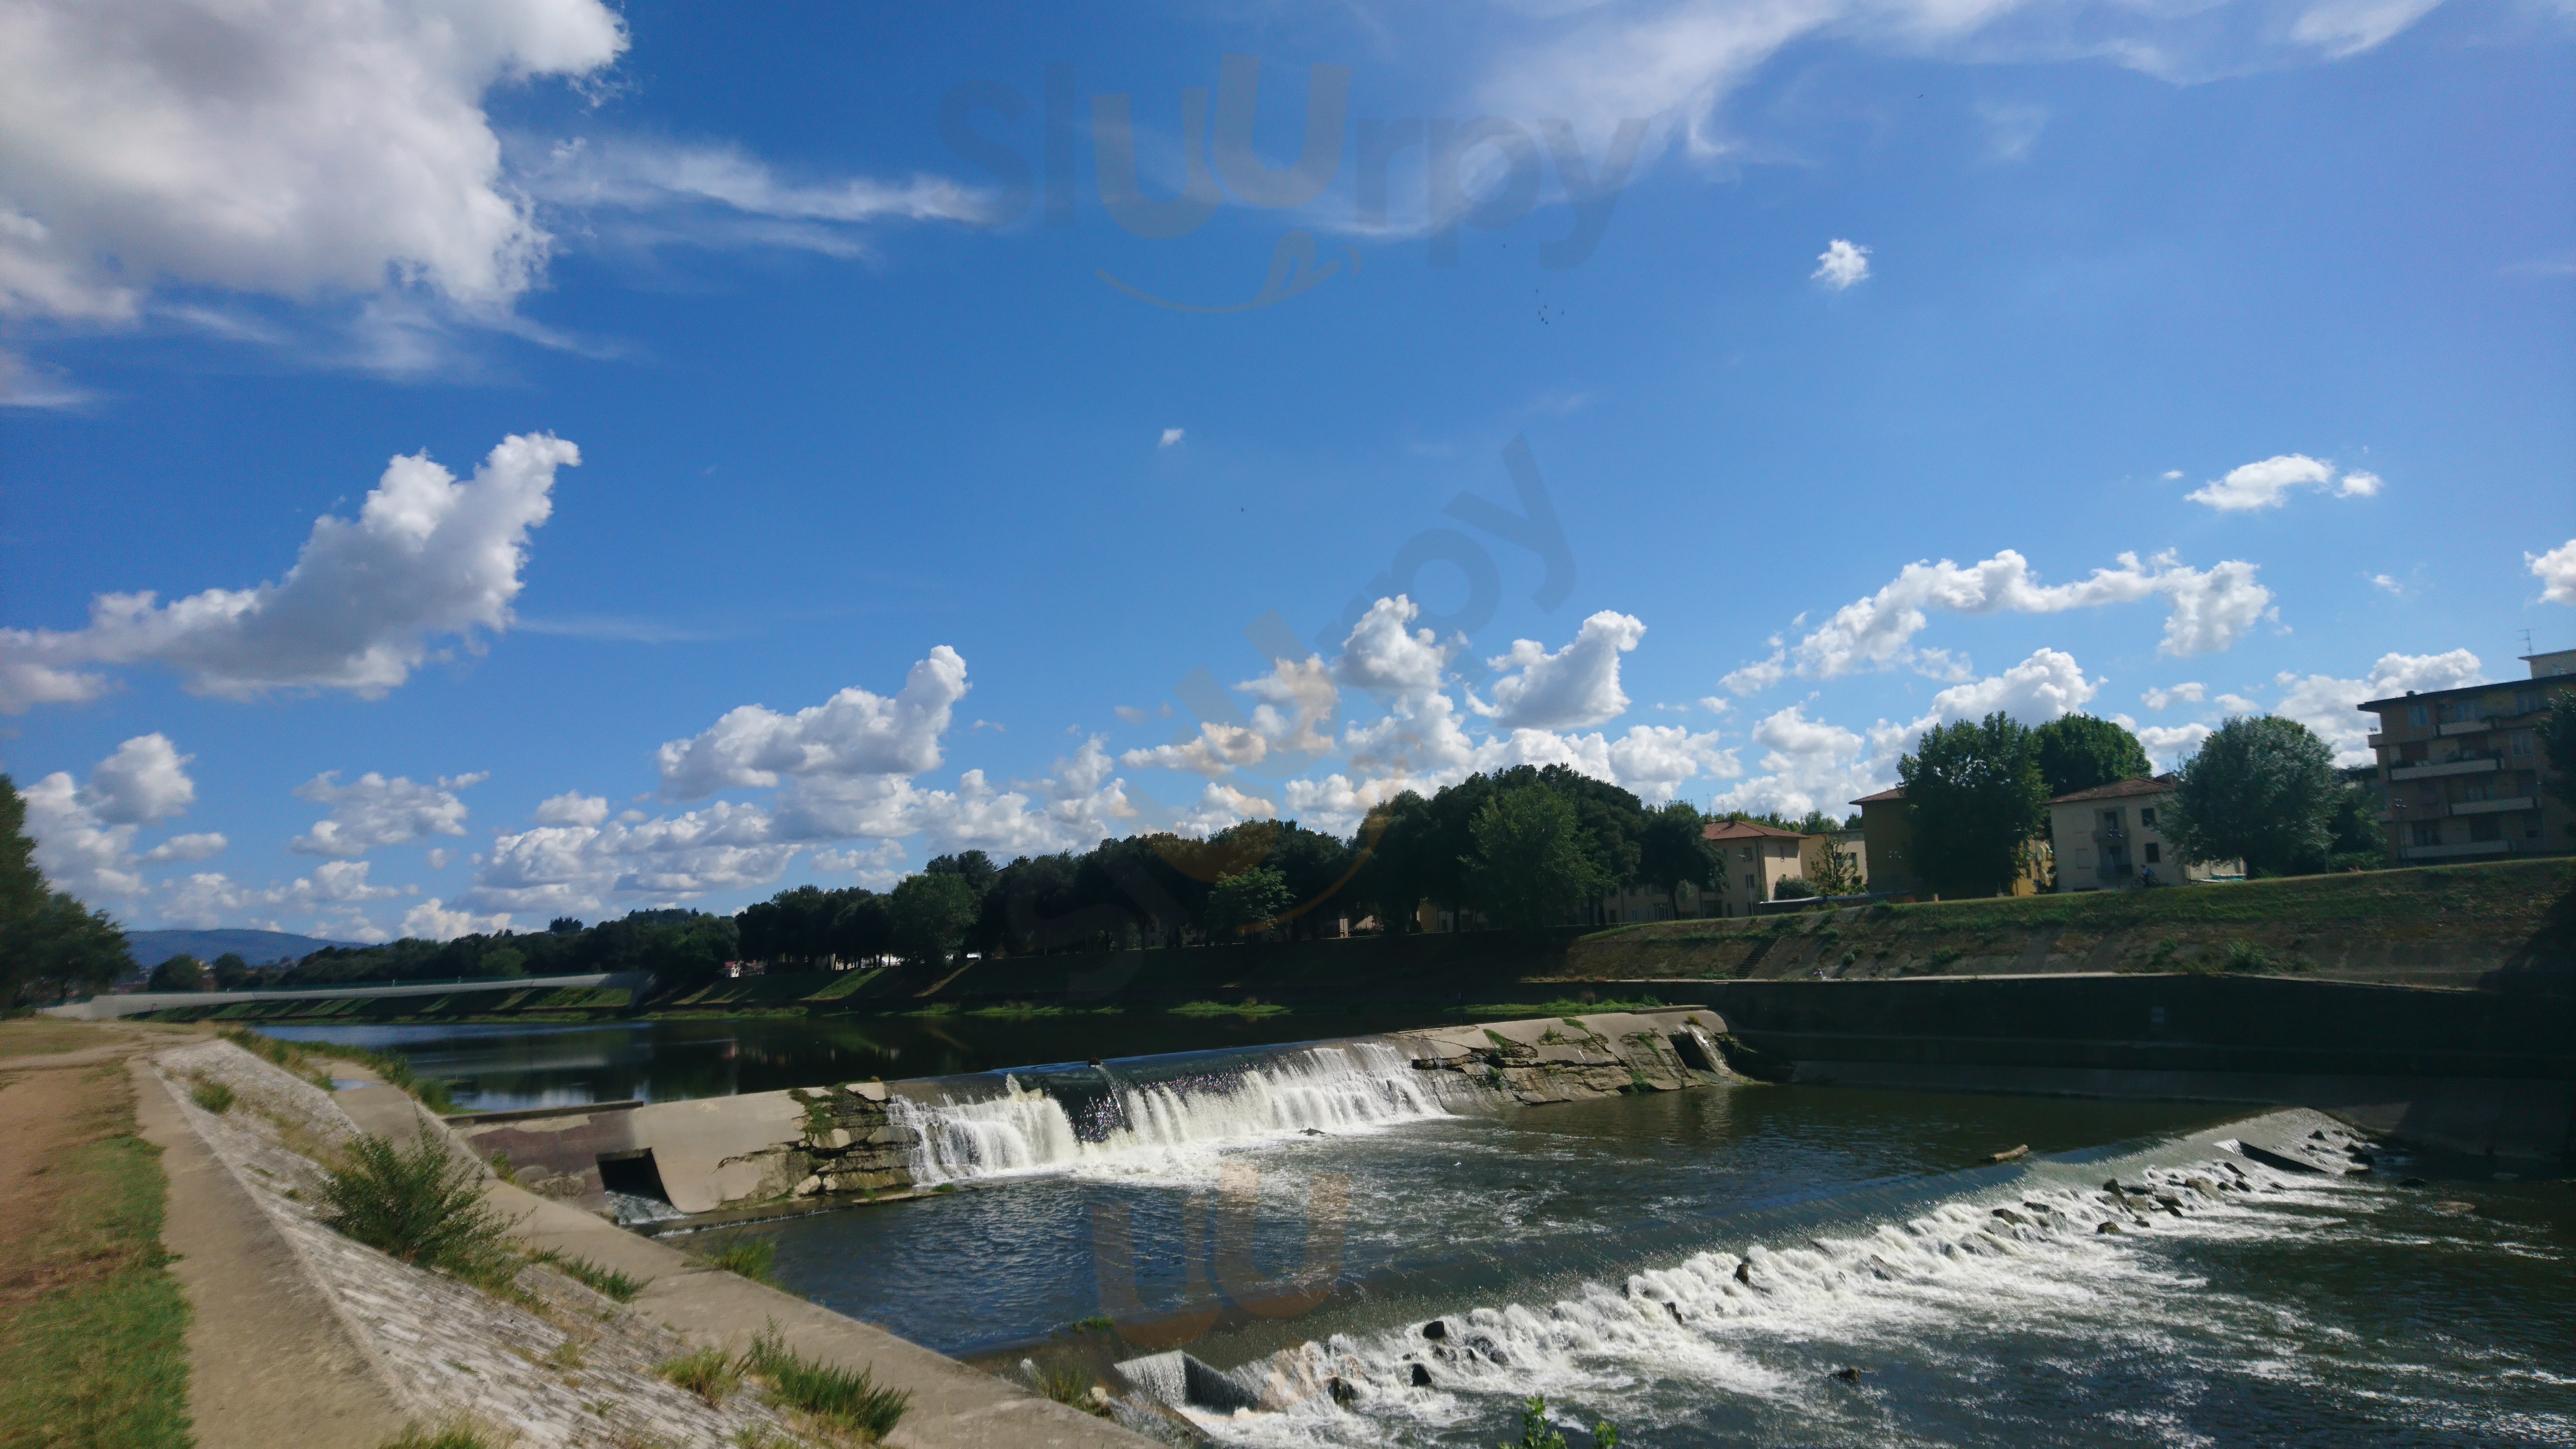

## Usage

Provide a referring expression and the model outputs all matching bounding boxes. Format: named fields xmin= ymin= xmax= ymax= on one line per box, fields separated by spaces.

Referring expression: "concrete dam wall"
xmin=446 ymin=1008 xmax=1736 ymax=1221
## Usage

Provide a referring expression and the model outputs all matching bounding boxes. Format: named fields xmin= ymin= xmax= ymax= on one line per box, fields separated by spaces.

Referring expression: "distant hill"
xmin=125 ymin=928 xmax=366 ymax=968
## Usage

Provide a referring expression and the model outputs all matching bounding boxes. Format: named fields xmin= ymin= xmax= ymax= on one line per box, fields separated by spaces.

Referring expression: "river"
xmin=261 ymin=1016 xmax=2576 ymax=1447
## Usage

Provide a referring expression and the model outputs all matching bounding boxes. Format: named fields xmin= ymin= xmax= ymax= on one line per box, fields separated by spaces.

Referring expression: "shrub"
xmin=657 ymin=1347 xmax=743 ymax=1407
xmin=375 ymin=1425 xmax=498 ymax=1449
xmin=1023 ymin=1356 xmax=1108 ymax=1416
xmin=319 ymin=1129 xmax=516 ymax=1286
xmin=189 ymin=1080 xmax=236 ymax=1114
xmin=1503 ymin=1395 xmax=1618 ymax=1449
xmin=745 ymin=1324 xmax=909 ymax=1440
xmin=700 ymin=1233 xmax=778 ymax=1285
xmin=2223 ymin=939 xmax=2275 ymax=973
xmin=536 ymin=1251 xmax=641 ymax=1302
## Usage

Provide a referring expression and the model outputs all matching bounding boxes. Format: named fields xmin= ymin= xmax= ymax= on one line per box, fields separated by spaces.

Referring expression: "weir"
xmin=443 ymin=1007 xmax=1735 ymax=1220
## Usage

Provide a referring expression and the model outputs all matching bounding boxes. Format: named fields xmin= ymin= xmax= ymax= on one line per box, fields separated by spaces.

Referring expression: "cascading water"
xmin=893 ymin=1040 xmax=1450 ymax=1185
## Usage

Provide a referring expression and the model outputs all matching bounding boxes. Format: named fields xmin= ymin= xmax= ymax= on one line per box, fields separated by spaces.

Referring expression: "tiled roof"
xmin=2046 ymin=773 xmax=2177 ymax=805
xmin=1702 ymin=820 xmax=1811 ymax=841
xmin=1850 ymin=786 xmax=1904 ymax=804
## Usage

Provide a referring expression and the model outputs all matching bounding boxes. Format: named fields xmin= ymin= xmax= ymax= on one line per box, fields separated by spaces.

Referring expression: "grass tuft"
xmin=222 ymin=1028 xmax=460 ymax=1114
xmin=535 ymin=1250 xmax=642 ymax=1302
xmin=657 ymin=1347 xmax=743 ymax=1407
xmin=1023 ymin=1356 xmax=1108 ymax=1416
xmin=189 ymin=1079 xmax=236 ymax=1114
xmin=319 ymin=1129 xmax=517 ymax=1288
xmin=745 ymin=1324 xmax=909 ymax=1441
xmin=698 ymin=1233 xmax=779 ymax=1285
xmin=375 ymin=1424 xmax=502 ymax=1449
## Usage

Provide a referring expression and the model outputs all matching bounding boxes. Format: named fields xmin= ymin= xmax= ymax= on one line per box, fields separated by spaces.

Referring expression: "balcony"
xmin=2388 ymin=756 xmax=2500 ymax=782
xmin=2451 ymin=796 xmax=2535 ymax=817
xmin=2366 ymin=732 xmax=2387 ymax=749
xmin=2400 ymin=840 xmax=2511 ymax=861
xmin=2090 ymin=827 xmax=2126 ymax=843
xmin=2437 ymin=719 xmax=2490 ymax=737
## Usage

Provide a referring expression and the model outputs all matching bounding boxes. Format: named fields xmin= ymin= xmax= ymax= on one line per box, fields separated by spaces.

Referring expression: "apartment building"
xmin=2358 ymin=648 xmax=2573 ymax=863
xmin=2046 ymin=774 xmax=2238 ymax=890
xmin=1701 ymin=820 xmax=1817 ymax=916
xmin=1849 ymin=787 xmax=1916 ymax=895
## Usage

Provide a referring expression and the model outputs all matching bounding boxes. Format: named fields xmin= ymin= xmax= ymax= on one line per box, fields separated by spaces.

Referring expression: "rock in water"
xmin=2097 ymin=1221 xmax=2121 ymax=1234
xmin=1411 ymin=1363 xmax=1434 ymax=1387
xmin=1990 ymin=1144 xmax=2030 ymax=1162
xmin=1421 ymin=1319 xmax=1447 ymax=1341
xmin=1734 ymin=1260 xmax=1753 ymax=1285
xmin=1830 ymin=1366 xmax=1863 ymax=1382
xmin=1991 ymin=1206 xmax=2028 ymax=1226
xmin=1328 ymin=1376 xmax=1357 ymax=1408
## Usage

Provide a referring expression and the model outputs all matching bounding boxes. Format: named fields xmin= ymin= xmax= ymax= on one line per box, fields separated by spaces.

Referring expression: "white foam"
xmin=893 ymin=1041 xmax=1450 ymax=1185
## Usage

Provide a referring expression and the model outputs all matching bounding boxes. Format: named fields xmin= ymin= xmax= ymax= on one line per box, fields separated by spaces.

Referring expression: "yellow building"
xmin=2045 ymin=775 xmax=2237 ymax=890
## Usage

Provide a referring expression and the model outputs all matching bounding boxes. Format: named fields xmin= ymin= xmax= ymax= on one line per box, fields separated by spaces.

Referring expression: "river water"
xmin=263 ymin=1019 xmax=2576 ymax=1447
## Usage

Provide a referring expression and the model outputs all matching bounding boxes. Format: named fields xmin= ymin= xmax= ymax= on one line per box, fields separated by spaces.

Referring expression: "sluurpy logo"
xmin=938 ymin=56 xmax=1654 ymax=311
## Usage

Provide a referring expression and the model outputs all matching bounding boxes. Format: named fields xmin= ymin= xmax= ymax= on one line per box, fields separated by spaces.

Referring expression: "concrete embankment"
xmin=444 ymin=1009 xmax=1735 ymax=1223
xmin=148 ymin=1037 xmax=1154 ymax=1448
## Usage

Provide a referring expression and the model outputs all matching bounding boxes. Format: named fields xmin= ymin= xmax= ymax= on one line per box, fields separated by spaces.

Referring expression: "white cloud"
xmin=520 ymin=136 xmax=993 ymax=255
xmin=2141 ymin=682 xmax=2206 ymax=710
xmin=656 ymin=647 xmax=967 ymax=798
xmin=1812 ymin=239 xmax=1871 ymax=289
xmin=1113 ymin=702 xmax=1173 ymax=724
xmin=1923 ymin=647 xmax=2100 ymax=723
xmin=1122 ymin=724 xmax=1274 ymax=778
xmin=464 ymin=799 xmax=799 ymax=915
xmin=19 ymin=733 xmax=205 ymax=899
xmin=2269 ymin=649 xmax=2484 ymax=765
xmin=142 ymin=832 xmax=226 ymax=864
xmin=2214 ymin=693 xmax=2262 ymax=713
xmin=1159 ymin=427 xmax=1186 ymax=448
xmin=2531 ymin=539 xmax=2576 ymax=606
xmin=1725 ymin=548 xmax=2270 ymax=693
xmin=2184 ymin=454 xmax=2383 ymax=511
xmin=403 ymin=898 xmax=513 ymax=941
xmin=2134 ymin=722 xmax=2213 ymax=767
xmin=1474 ymin=610 xmax=1646 ymax=729
xmin=1331 ymin=596 xmax=1456 ymax=710
xmin=0 ymin=433 xmax=576 ymax=709
xmin=813 ymin=840 xmax=908 ymax=889
xmin=289 ymin=771 xmax=481 ymax=857
xmin=907 ymin=738 xmax=1136 ymax=856
xmin=0 ymin=0 xmax=626 ymax=323
xmin=533 ymin=792 xmax=610 ymax=827
xmin=1239 ymin=655 xmax=1339 ymax=759
xmin=2365 ymin=572 xmax=2403 ymax=596
xmin=1708 ymin=705 xmax=1874 ymax=820
xmin=1603 ymin=725 xmax=1739 ymax=802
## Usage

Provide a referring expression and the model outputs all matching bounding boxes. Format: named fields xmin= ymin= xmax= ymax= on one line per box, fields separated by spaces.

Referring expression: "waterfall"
xmin=894 ymin=1040 xmax=1447 ymax=1185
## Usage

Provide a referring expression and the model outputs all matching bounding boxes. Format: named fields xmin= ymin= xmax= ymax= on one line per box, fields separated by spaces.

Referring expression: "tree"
xmin=1463 ymin=785 xmax=1612 ymax=930
xmin=1808 ymin=840 xmax=1866 ymax=898
xmin=1899 ymin=712 xmax=2050 ymax=898
xmin=2031 ymin=715 xmax=2154 ymax=798
xmin=1205 ymin=866 xmax=1293 ymax=939
xmin=2167 ymin=715 xmax=2338 ymax=876
xmin=0 ymin=774 xmax=134 ymax=1006
xmin=2326 ymin=775 xmax=2386 ymax=870
xmin=890 ymin=871 xmax=980 ymax=972
xmin=1773 ymin=876 xmax=1817 ymax=901
xmin=1637 ymin=801 xmax=1718 ymax=917
xmin=150 ymin=954 xmax=209 ymax=991
xmin=2544 ymin=689 xmax=2576 ymax=811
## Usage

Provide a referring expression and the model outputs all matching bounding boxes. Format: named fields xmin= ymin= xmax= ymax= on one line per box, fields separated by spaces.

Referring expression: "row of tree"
xmin=1 ymin=774 xmax=134 ymax=1008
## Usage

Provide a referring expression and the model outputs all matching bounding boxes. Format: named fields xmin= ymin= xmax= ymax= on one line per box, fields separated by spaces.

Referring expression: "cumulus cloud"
xmin=465 ymin=799 xmax=798 ymax=916
xmin=1331 ymin=596 xmax=1455 ymax=709
xmin=0 ymin=434 xmax=575 ymax=710
xmin=0 ymin=0 xmax=626 ymax=324
xmin=1474 ymin=610 xmax=1646 ymax=729
xmin=1122 ymin=724 xmax=1274 ymax=778
xmin=19 ymin=733 xmax=203 ymax=898
xmin=656 ymin=647 xmax=967 ymax=798
xmin=1922 ymin=648 xmax=2100 ymax=724
xmin=2532 ymin=539 xmax=2576 ymax=606
xmin=1722 ymin=548 xmax=2270 ymax=693
xmin=403 ymin=898 xmax=513 ymax=941
xmin=533 ymin=792 xmax=610 ymax=827
xmin=290 ymin=771 xmax=481 ymax=857
xmin=1160 ymin=428 xmax=1186 ymax=448
xmin=813 ymin=840 xmax=908 ymax=889
xmin=2134 ymin=722 xmax=2214 ymax=767
xmin=2184 ymin=454 xmax=2383 ymax=511
xmin=1812 ymin=239 xmax=1871 ymax=289
xmin=2269 ymin=649 xmax=2484 ymax=764
xmin=2141 ymin=682 xmax=2206 ymax=710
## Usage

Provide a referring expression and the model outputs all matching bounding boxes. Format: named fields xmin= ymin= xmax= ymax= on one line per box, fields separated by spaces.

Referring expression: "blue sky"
xmin=3 ymin=0 xmax=2571 ymax=941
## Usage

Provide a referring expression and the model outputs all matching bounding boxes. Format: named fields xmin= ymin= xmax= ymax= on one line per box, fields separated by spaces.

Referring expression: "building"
xmin=2045 ymin=775 xmax=2237 ymax=891
xmin=1701 ymin=820 xmax=1818 ymax=916
xmin=2357 ymin=648 xmax=2573 ymax=864
xmin=1849 ymin=787 xmax=1916 ymax=895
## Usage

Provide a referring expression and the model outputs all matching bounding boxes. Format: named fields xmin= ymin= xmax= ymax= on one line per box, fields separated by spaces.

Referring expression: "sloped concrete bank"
xmin=1694 ymin=974 xmax=2576 ymax=1160
xmin=147 ymin=1037 xmax=1155 ymax=1448
xmin=445 ymin=1010 xmax=1737 ymax=1225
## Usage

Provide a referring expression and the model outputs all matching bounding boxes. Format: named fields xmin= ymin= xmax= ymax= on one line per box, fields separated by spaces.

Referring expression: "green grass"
xmin=1023 ymin=1356 xmax=1109 ymax=1416
xmin=534 ymin=1250 xmax=641 ymax=1302
xmin=699 ymin=1233 xmax=779 ymax=1285
xmin=657 ymin=1347 xmax=743 ymax=1407
xmin=188 ymin=1079 xmax=236 ymax=1114
xmin=221 ymin=1028 xmax=461 ymax=1113
xmin=0 ymin=1072 xmax=193 ymax=1449
xmin=1167 ymin=1000 xmax=1289 ymax=1017
xmin=745 ymin=1324 xmax=909 ymax=1440
xmin=318 ymin=1129 xmax=518 ymax=1289
xmin=1455 ymin=997 xmax=1669 ymax=1019
xmin=374 ymin=1425 xmax=501 ymax=1449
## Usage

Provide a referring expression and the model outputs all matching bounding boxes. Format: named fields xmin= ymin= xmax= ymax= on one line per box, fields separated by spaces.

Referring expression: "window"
xmin=1743 ymin=873 xmax=1757 ymax=891
xmin=2410 ymin=821 xmax=2441 ymax=846
xmin=2461 ymin=781 xmax=2488 ymax=802
xmin=2510 ymin=729 xmax=2535 ymax=759
xmin=1740 ymin=846 xmax=1753 ymax=861
xmin=2515 ymin=690 xmax=2542 ymax=716
xmin=2409 ymin=703 xmax=2430 ymax=727
xmin=2144 ymin=842 xmax=2161 ymax=863
xmin=2469 ymin=817 xmax=2502 ymax=842
xmin=2139 ymin=807 xmax=2157 ymax=827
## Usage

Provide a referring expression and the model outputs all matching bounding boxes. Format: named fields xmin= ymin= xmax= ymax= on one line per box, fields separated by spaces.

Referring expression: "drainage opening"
xmin=595 ymin=1149 xmax=679 ymax=1222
